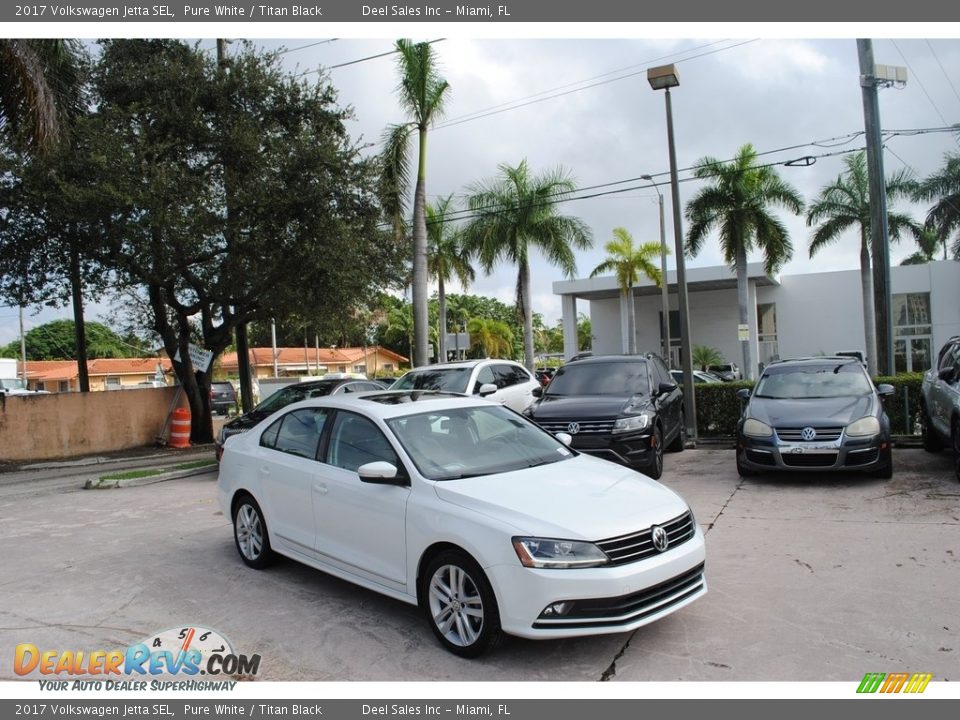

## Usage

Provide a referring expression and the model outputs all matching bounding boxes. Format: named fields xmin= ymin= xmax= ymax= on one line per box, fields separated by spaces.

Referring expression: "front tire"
xmin=422 ymin=550 xmax=502 ymax=658
xmin=233 ymin=495 xmax=275 ymax=569
xmin=645 ymin=425 xmax=664 ymax=479
xmin=736 ymin=450 xmax=757 ymax=477
xmin=952 ymin=419 xmax=960 ymax=483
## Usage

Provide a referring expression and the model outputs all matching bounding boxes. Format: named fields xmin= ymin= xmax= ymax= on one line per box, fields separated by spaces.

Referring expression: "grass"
xmin=99 ymin=459 xmax=214 ymax=482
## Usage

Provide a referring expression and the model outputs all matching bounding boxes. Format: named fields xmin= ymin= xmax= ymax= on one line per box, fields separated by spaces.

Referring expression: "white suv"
xmin=390 ymin=359 xmax=538 ymax=413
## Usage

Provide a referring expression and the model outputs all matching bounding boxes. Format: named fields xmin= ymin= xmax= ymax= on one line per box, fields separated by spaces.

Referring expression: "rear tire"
xmin=233 ymin=495 xmax=275 ymax=569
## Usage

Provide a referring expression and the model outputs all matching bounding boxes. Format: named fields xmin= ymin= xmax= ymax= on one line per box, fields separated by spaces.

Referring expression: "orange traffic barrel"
xmin=169 ymin=407 xmax=192 ymax=449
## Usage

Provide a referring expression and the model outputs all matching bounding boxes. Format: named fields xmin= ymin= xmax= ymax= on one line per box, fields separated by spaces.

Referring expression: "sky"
xmin=2 ymin=28 xmax=959 ymax=347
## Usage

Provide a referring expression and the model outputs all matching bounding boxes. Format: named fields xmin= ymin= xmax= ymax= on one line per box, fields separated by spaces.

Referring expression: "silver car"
xmin=920 ymin=336 xmax=960 ymax=481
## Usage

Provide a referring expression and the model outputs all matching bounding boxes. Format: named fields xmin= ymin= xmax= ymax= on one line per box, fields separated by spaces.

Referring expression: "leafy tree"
xmin=381 ymin=39 xmax=450 ymax=368
xmin=577 ymin=312 xmax=593 ymax=352
xmin=467 ymin=317 xmax=514 ymax=359
xmin=427 ymin=195 xmax=474 ymax=362
xmin=806 ymin=151 xmax=919 ymax=375
xmin=0 ymin=39 xmax=84 ymax=151
xmin=590 ymin=227 xmax=665 ymax=355
xmin=685 ymin=143 xmax=804 ymax=381
xmin=913 ymin=151 xmax=960 ymax=261
xmin=692 ymin=344 xmax=724 ymax=372
xmin=10 ymin=319 xmax=131 ymax=360
xmin=87 ymin=40 xmax=402 ymax=441
xmin=463 ymin=159 xmax=592 ymax=370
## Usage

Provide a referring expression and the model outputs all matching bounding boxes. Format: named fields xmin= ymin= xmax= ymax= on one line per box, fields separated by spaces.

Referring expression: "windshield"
xmin=546 ymin=361 xmax=649 ymax=396
xmin=255 ymin=383 xmax=335 ymax=412
xmin=0 ymin=378 xmax=27 ymax=391
xmin=387 ymin=405 xmax=574 ymax=481
xmin=754 ymin=363 xmax=873 ymax=399
xmin=391 ymin=367 xmax=471 ymax=393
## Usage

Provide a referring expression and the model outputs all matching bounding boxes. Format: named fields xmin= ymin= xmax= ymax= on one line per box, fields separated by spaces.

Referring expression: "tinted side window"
xmin=473 ymin=366 xmax=497 ymax=393
xmin=493 ymin=364 xmax=529 ymax=388
xmin=260 ymin=417 xmax=282 ymax=449
xmin=325 ymin=411 xmax=399 ymax=473
xmin=268 ymin=408 xmax=328 ymax=459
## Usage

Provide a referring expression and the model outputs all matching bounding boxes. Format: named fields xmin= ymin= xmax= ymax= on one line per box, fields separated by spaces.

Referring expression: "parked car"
xmin=210 ymin=381 xmax=238 ymax=416
xmin=707 ymin=363 xmax=741 ymax=381
xmin=389 ymin=359 xmax=538 ymax=413
xmin=735 ymin=356 xmax=894 ymax=478
xmin=920 ymin=336 xmax=960 ymax=481
xmin=534 ymin=367 xmax=556 ymax=386
xmin=218 ymin=391 xmax=706 ymax=657
xmin=524 ymin=354 xmax=684 ymax=480
xmin=671 ymin=369 xmax=723 ymax=385
xmin=216 ymin=376 xmax=387 ymax=459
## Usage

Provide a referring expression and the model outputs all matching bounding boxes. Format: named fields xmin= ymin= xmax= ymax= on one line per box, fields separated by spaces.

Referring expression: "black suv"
xmin=210 ymin=381 xmax=238 ymax=415
xmin=524 ymin=354 xmax=684 ymax=479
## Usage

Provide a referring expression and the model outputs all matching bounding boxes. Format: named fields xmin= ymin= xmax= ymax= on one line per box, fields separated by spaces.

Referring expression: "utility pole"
xmin=218 ymin=38 xmax=254 ymax=411
xmin=857 ymin=39 xmax=895 ymax=376
xmin=19 ymin=306 xmax=27 ymax=384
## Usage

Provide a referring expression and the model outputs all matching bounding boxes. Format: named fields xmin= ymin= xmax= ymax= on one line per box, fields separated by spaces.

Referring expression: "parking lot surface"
xmin=1 ymin=447 xmax=957 ymax=682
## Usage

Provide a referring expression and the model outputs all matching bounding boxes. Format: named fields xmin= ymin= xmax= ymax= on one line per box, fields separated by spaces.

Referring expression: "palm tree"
xmin=900 ymin=227 xmax=944 ymax=265
xmin=692 ymin=345 xmax=724 ymax=372
xmin=467 ymin=317 xmax=514 ymax=359
xmin=590 ymin=227 xmax=665 ymax=355
xmin=0 ymin=39 xmax=83 ymax=151
xmin=913 ymin=151 xmax=960 ymax=261
xmin=685 ymin=144 xmax=804 ymax=381
xmin=806 ymin=151 xmax=919 ymax=376
xmin=463 ymin=159 xmax=592 ymax=370
xmin=427 ymin=195 xmax=474 ymax=362
xmin=381 ymin=39 xmax=450 ymax=368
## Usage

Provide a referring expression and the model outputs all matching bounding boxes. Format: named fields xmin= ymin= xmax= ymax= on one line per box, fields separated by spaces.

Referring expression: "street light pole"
xmin=641 ymin=175 xmax=671 ymax=365
xmin=649 ymin=64 xmax=697 ymax=441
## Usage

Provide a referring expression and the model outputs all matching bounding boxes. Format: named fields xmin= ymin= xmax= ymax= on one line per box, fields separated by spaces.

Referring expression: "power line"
xmin=297 ymin=39 xmax=446 ymax=77
xmin=890 ymin=40 xmax=959 ymax=148
xmin=924 ymin=40 xmax=960 ymax=110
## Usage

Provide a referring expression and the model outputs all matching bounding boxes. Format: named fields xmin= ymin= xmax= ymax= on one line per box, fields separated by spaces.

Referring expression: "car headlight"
xmin=743 ymin=418 xmax=773 ymax=437
xmin=512 ymin=537 xmax=609 ymax=569
xmin=612 ymin=414 xmax=651 ymax=434
xmin=846 ymin=416 xmax=880 ymax=437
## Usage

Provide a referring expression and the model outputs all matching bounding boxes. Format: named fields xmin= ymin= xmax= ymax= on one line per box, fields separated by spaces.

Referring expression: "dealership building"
xmin=554 ymin=259 xmax=960 ymax=379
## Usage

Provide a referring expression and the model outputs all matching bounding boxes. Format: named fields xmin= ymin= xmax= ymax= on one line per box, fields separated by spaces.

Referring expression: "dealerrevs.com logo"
xmin=857 ymin=672 xmax=933 ymax=694
xmin=14 ymin=626 xmax=261 ymax=689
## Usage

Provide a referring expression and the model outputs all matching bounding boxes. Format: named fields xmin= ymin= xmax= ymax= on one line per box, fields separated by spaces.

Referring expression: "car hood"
xmin=433 ymin=454 xmax=688 ymax=540
xmin=529 ymin=394 xmax=649 ymax=420
xmin=223 ymin=410 xmax=271 ymax=433
xmin=746 ymin=394 xmax=877 ymax=427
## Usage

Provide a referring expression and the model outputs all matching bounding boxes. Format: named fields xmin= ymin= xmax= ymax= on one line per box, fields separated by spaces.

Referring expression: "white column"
xmin=562 ymin=295 xmax=579 ymax=361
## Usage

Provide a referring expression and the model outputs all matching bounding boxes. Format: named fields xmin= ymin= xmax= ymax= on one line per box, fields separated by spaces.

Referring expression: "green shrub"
xmin=692 ymin=372 xmax=926 ymax=438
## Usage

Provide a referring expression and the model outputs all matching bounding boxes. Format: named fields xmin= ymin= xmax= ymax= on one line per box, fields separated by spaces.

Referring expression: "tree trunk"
xmin=69 ymin=239 xmax=90 ymax=393
xmin=438 ymin=275 xmax=447 ymax=363
xmin=520 ymin=260 xmax=535 ymax=370
xmin=626 ymin=283 xmax=637 ymax=355
xmin=859 ymin=232 xmax=878 ymax=377
xmin=411 ymin=126 xmax=430 ymax=367
xmin=736 ymin=245 xmax=754 ymax=380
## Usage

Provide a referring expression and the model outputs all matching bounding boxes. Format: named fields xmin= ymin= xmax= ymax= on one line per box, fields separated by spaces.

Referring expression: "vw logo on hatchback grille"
xmin=566 ymin=422 xmax=580 ymax=434
xmin=651 ymin=525 xmax=669 ymax=552
xmin=801 ymin=427 xmax=817 ymax=441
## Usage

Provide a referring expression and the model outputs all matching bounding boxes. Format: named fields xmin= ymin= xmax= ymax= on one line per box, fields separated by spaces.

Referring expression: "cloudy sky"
xmin=2 ymin=29 xmax=959 ymax=347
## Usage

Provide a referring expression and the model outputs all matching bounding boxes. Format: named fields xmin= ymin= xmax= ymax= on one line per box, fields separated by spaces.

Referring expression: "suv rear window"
xmin=546 ymin=361 xmax=650 ymax=396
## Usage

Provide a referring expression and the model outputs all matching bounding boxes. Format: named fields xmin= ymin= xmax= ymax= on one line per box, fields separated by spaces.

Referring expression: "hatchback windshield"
xmin=546 ymin=361 xmax=650 ymax=396
xmin=256 ymin=382 xmax=337 ymax=413
xmin=387 ymin=405 xmax=574 ymax=480
xmin=391 ymin=367 xmax=471 ymax=393
xmin=754 ymin=363 xmax=873 ymax=399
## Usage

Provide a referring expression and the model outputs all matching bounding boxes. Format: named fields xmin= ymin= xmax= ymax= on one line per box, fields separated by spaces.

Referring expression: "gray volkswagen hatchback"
xmin=735 ymin=357 xmax=894 ymax=478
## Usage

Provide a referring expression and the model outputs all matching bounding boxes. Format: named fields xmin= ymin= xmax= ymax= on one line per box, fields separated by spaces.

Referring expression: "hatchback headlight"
xmin=846 ymin=416 xmax=880 ymax=437
xmin=612 ymin=414 xmax=651 ymax=434
xmin=512 ymin=537 xmax=609 ymax=569
xmin=743 ymin=418 xmax=773 ymax=437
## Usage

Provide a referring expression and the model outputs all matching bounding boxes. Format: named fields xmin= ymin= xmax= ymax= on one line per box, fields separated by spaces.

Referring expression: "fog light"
xmin=542 ymin=601 xmax=574 ymax=617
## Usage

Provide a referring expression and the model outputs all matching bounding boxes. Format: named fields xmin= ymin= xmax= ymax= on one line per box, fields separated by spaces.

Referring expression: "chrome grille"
xmin=596 ymin=511 xmax=695 ymax=566
xmin=536 ymin=419 xmax=616 ymax=435
xmin=775 ymin=426 xmax=843 ymax=442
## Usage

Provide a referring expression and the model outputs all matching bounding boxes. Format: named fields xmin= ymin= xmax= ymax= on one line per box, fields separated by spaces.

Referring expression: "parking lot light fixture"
xmin=641 ymin=174 xmax=671 ymax=364
xmin=647 ymin=63 xmax=696 ymax=441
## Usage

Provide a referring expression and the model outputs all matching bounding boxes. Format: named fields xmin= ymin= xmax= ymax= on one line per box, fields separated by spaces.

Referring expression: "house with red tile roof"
xmin=218 ymin=346 xmax=408 ymax=379
xmin=24 ymin=358 xmax=173 ymax=393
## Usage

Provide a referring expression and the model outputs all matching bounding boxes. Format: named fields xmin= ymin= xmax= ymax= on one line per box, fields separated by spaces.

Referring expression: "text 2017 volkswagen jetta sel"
xmin=218 ymin=391 xmax=706 ymax=657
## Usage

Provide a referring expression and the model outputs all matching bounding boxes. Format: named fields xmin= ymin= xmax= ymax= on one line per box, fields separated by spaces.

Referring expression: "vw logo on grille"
xmin=566 ymin=422 xmax=580 ymax=435
xmin=651 ymin=525 xmax=669 ymax=552
xmin=801 ymin=427 xmax=817 ymax=441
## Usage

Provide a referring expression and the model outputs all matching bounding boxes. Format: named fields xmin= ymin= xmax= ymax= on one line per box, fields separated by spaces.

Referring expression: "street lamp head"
xmin=647 ymin=64 xmax=680 ymax=91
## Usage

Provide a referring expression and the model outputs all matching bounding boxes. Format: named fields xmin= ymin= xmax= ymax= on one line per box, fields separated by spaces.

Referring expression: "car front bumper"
xmin=737 ymin=433 xmax=891 ymax=472
xmin=485 ymin=525 xmax=706 ymax=639
xmin=570 ymin=430 xmax=657 ymax=470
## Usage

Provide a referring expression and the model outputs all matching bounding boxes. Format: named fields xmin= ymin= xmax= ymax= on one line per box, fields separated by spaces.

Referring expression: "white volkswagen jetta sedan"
xmin=217 ymin=391 xmax=706 ymax=657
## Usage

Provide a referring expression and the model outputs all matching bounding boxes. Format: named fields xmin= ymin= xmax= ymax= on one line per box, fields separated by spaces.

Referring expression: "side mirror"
xmin=657 ymin=381 xmax=678 ymax=396
xmin=736 ymin=388 xmax=751 ymax=401
xmin=478 ymin=382 xmax=498 ymax=397
xmin=531 ymin=386 xmax=543 ymax=398
xmin=876 ymin=383 xmax=895 ymax=396
xmin=358 ymin=461 xmax=407 ymax=486
xmin=555 ymin=432 xmax=573 ymax=446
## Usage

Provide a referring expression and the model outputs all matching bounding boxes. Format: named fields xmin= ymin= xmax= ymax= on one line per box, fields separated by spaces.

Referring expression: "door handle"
xmin=314 ymin=483 xmax=328 ymax=495
xmin=260 ymin=467 xmax=271 ymax=476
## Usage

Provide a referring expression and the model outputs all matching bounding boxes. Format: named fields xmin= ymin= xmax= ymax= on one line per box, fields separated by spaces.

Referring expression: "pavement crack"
xmin=705 ymin=477 xmax=746 ymax=533
xmin=600 ymin=630 xmax=637 ymax=681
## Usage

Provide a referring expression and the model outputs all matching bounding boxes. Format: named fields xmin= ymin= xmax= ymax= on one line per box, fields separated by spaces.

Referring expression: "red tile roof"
xmin=24 ymin=358 xmax=172 ymax=382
